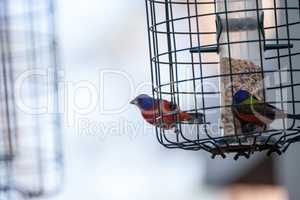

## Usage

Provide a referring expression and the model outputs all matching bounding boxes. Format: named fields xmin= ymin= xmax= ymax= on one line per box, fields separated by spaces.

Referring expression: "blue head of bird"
xmin=130 ymin=94 xmax=156 ymax=111
xmin=233 ymin=90 xmax=252 ymax=105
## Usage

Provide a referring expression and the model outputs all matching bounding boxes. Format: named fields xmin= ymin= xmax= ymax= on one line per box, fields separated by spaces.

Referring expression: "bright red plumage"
xmin=141 ymin=100 xmax=192 ymax=129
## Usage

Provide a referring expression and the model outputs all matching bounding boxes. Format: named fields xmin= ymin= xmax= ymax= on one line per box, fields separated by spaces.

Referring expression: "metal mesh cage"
xmin=145 ymin=0 xmax=300 ymax=159
xmin=0 ymin=0 xmax=63 ymax=198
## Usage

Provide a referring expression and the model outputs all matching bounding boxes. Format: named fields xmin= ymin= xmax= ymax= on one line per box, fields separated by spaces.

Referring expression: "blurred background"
xmin=55 ymin=0 xmax=211 ymax=199
xmin=1 ymin=0 xmax=300 ymax=200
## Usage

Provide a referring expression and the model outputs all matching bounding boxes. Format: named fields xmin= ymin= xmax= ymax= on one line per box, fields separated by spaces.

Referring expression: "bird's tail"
xmin=287 ymin=114 xmax=300 ymax=120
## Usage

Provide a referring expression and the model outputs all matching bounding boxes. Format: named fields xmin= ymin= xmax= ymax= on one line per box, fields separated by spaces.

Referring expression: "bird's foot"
xmin=234 ymin=152 xmax=250 ymax=160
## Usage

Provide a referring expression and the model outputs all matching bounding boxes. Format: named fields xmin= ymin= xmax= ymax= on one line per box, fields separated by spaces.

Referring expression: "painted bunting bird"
xmin=130 ymin=94 xmax=204 ymax=129
xmin=232 ymin=90 xmax=300 ymax=127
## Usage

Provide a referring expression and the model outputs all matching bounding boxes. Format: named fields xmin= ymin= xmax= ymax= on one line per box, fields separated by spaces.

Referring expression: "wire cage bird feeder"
xmin=145 ymin=0 xmax=300 ymax=159
xmin=0 ymin=0 xmax=63 ymax=199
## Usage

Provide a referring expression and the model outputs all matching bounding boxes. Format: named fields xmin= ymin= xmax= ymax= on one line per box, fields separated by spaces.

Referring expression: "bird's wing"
xmin=252 ymin=103 xmax=277 ymax=120
xmin=161 ymin=100 xmax=178 ymax=111
xmin=257 ymin=102 xmax=287 ymax=119
xmin=237 ymin=102 xmax=285 ymax=120
xmin=156 ymin=110 xmax=178 ymax=118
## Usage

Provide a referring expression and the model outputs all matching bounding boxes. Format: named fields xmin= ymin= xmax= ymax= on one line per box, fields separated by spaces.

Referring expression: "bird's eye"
xmin=138 ymin=98 xmax=143 ymax=105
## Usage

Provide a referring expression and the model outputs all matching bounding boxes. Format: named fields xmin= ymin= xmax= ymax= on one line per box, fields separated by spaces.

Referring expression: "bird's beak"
xmin=130 ymin=98 xmax=138 ymax=105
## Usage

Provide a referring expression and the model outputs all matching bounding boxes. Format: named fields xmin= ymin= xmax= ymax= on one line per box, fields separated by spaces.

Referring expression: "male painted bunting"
xmin=232 ymin=90 xmax=300 ymax=127
xmin=130 ymin=94 xmax=203 ymax=129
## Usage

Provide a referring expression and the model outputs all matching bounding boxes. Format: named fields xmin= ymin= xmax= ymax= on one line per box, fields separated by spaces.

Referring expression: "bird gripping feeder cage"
xmin=145 ymin=0 xmax=300 ymax=159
